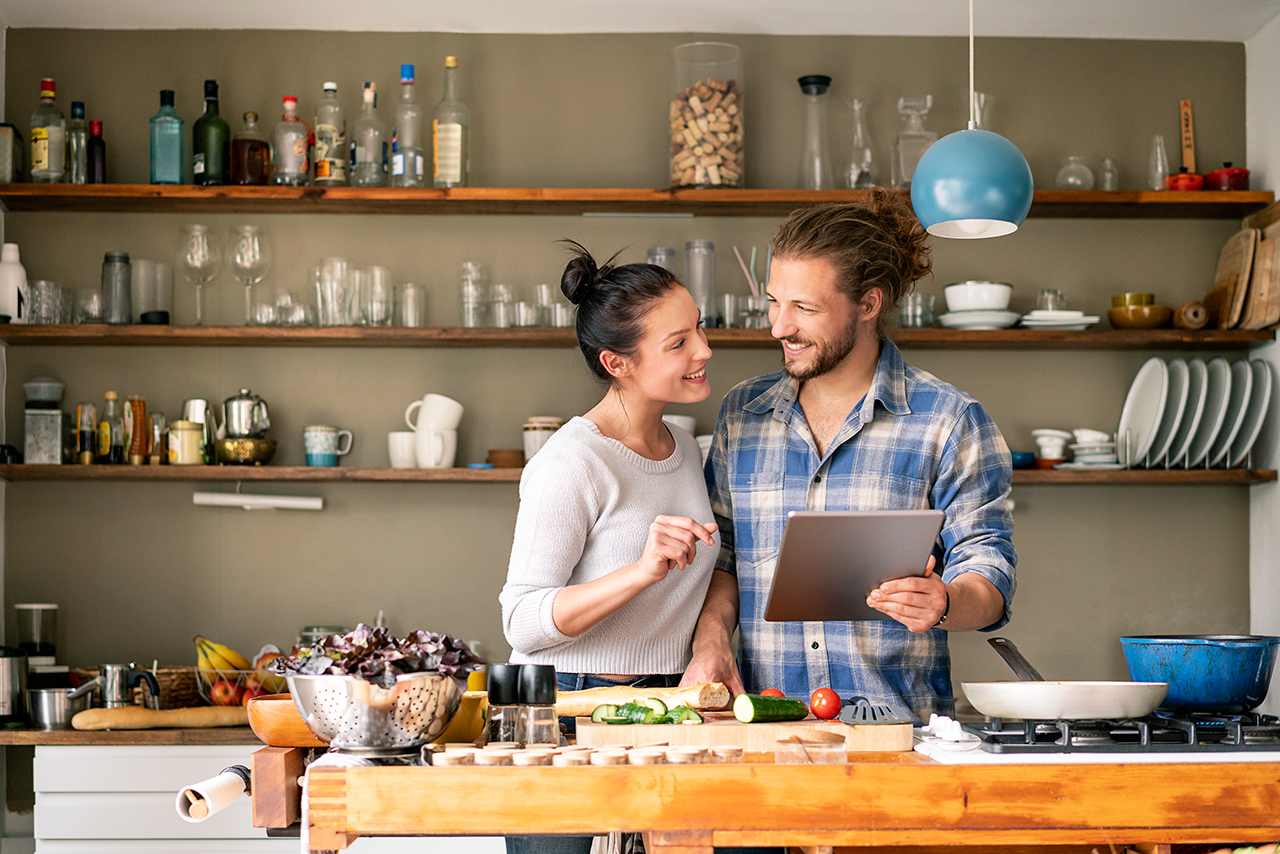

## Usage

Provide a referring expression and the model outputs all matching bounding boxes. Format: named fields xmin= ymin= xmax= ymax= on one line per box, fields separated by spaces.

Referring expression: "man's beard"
xmin=779 ymin=322 xmax=859 ymax=381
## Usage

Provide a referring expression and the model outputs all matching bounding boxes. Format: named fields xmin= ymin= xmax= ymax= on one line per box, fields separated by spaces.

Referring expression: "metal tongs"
xmin=838 ymin=695 xmax=911 ymax=725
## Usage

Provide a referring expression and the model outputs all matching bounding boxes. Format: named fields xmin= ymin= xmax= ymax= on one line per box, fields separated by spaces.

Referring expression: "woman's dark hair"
xmin=559 ymin=239 xmax=681 ymax=385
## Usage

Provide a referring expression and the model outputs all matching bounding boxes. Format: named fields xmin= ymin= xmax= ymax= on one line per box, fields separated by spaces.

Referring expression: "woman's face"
xmin=618 ymin=286 xmax=713 ymax=405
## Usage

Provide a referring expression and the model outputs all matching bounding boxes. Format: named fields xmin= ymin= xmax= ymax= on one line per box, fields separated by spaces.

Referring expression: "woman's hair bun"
xmin=558 ymin=239 xmax=616 ymax=305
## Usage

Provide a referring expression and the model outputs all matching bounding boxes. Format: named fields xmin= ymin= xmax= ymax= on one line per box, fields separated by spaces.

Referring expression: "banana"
xmin=194 ymin=636 xmax=252 ymax=672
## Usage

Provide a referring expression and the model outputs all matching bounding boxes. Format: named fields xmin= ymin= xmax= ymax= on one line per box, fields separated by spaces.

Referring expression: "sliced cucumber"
xmin=601 ymin=715 xmax=632 ymax=724
xmin=642 ymin=698 xmax=668 ymax=715
xmin=590 ymin=704 xmax=618 ymax=723
xmin=676 ymin=707 xmax=704 ymax=724
xmin=733 ymin=693 xmax=808 ymax=723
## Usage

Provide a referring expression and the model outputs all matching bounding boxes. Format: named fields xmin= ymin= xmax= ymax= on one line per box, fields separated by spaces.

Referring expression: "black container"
xmin=485 ymin=663 xmax=522 ymax=706
xmin=0 ymin=647 xmax=28 ymax=724
xmin=518 ymin=664 xmax=557 ymax=705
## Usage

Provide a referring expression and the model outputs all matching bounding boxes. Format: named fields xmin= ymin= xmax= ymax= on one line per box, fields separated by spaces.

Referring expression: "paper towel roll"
xmin=175 ymin=769 xmax=248 ymax=823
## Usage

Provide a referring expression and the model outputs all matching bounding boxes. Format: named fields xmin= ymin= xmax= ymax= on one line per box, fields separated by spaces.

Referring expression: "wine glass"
xmin=176 ymin=224 xmax=221 ymax=325
xmin=227 ymin=225 xmax=273 ymax=325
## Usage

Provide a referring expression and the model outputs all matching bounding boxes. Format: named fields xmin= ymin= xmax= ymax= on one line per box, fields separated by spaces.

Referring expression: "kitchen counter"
xmin=255 ymin=747 xmax=1280 ymax=853
xmin=0 ymin=726 xmax=262 ymax=745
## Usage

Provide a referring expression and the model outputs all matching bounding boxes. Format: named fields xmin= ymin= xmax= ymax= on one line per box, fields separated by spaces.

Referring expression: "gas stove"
xmin=914 ymin=712 xmax=1280 ymax=764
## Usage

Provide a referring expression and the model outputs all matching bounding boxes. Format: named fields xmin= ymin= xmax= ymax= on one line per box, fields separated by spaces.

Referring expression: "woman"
xmin=499 ymin=241 xmax=718 ymax=854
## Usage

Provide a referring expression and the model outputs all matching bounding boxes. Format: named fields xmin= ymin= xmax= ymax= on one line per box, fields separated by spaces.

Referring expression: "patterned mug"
xmin=303 ymin=425 xmax=353 ymax=466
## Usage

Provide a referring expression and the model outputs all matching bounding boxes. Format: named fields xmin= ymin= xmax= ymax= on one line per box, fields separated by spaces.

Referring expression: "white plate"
xmin=1209 ymin=360 xmax=1253 ymax=467
xmin=1017 ymin=322 xmax=1096 ymax=331
xmin=1228 ymin=360 xmax=1273 ymax=467
xmin=1023 ymin=310 xmax=1085 ymax=319
xmin=1116 ymin=357 xmax=1168 ymax=467
xmin=1053 ymin=462 xmax=1127 ymax=470
xmin=938 ymin=310 xmax=1021 ymax=330
xmin=1069 ymin=443 xmax=1116 ymax=452
xmin=1146 ymin=358 xmax=1189 ymax=466
xmin=1166 ymin=358 xmax=1208 ymax=467
xmin=1020 ymin=316 xmax=1100 ymax=325
xmin=1186 ymin=357 xmax=1232 ymax=468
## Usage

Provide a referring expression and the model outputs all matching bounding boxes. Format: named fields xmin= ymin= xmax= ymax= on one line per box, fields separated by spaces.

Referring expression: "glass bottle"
xmin=796 ymin=75 xmax=833 ymax=190
xmin=87 ymin=121 xmax=106 ymax=184
xmin=97 ymin=391 xmax=125 ymax=464
xmin=1055 ymin=156 xmax=1095 ymax=190
xmin=30 ymin=78 xmax=66 ymax=183
xmin=270 ymin=96 xmax=310 ymax=186
xmin=192 ymin=80 xmax=230 ymax=186
xmin=892 ymin=95 xmax=936 ymax=189
xmin=351 ymin=83 xmax=387 ymax=187
xmin=391 ymin=65 xmax=425 ymax=187
xmin=231 ymin=112 xmax=269 ymax=185
xmin=150 ymin=90 xmax=184 ymax=185
xmin=485 ymin=664 xmax=520 ymax=744
xmin=842 ymin=98 xmax=875 ymax=189
xmin=67 ymin=101 xmax=88 ymax=184
xmin=432 ymin=56 xmax=470 ymax=188
xmin=313 ymin=82 xmax=347 ymax=186
xmin=516 ymin=664 xmax=559 ymax=747
xmin=1100 ymin=157 xmax=1120 ymax=191
xmin=1148 ymin=134 xmax=1170 ymax=191
xmin=684 ymin=240 xmax=717 ymax=328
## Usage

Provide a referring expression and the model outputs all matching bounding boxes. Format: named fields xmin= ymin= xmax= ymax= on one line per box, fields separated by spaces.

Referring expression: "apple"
xmin=253 ymin=652 xmax=287 ymax=693
xmin=241 ymin=678 xmax=266 ymax=705
xmin=210 ymin=679 xmax=243 ymax=706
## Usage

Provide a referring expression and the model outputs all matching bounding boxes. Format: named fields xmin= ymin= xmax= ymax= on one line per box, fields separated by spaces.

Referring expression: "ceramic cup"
xmin=662 ymin=414 xmax=697 ymax=435
xmin=405 ymin=394 xmax=464 ymax=431
xmin=388 ymin=431 xmax=417 ymax=468
xmin=416 ymin=427 xmax=457 ymax=468
xmin=304 ymin=425 xmax=353 ymax=466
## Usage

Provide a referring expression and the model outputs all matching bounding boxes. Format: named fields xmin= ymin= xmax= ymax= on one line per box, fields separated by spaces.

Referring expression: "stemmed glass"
xmin=227 ymin=225 xmax=273 ymax=325
xmin=176 ymin=224 xmax=221 ymax=325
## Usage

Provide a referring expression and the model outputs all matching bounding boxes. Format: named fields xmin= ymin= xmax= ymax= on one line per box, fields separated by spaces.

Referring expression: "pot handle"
xmin=68 ymin=675 xmax=102 ymax=701
xmin=987 ymin=637 xmax=1046 ymax=682
xmin=130 ymin=670 xmax=162 ymax=710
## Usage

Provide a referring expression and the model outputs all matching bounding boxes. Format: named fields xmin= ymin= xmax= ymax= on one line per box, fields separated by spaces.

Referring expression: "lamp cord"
xmin=968 ymin=0 xmax=977 ymax=130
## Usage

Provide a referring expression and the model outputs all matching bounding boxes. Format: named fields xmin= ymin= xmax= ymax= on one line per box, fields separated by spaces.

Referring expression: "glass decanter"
xmin=841 ymin=98 xmax=875 ymax=189
xmin=892 ymin=95 xmax=935 ymax=189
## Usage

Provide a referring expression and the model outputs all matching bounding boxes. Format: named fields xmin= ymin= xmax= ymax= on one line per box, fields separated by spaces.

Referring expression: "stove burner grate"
xmin=963 ymin=713 xmax=1280 ymax=754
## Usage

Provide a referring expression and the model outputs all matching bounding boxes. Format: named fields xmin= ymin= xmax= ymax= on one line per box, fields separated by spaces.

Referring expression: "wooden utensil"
xmin=246 ymin=693 xmax=326 ymax=747
xmin=1172 ymin=301 xmax=1208 ymax=330
xmin=1240 ymin=236 xmax=1275 ymax=330
xmin=1203 ymin=228 xmax=1258 ymax=328
xmin=1180 ymin=100 xmax=1197 ymax=173
xmin=575 ymin=711 xmax=913 ymax=752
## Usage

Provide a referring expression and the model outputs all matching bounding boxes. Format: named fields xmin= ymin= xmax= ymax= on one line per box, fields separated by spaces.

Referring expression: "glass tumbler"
xmin=75 ymin=288 xmax=104 ymax=323
xmin=898 ymin=293 xmax=935 ymax=328
xmin=28 ymin=280 xmax=63 ymax=324
xmin=1036 ymin=288 xmax=1066 ymax=312
xmin=396 ymin=282 xmax=426 ymax=327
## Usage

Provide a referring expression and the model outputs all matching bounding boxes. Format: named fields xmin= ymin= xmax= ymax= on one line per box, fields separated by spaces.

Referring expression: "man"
xmin=683 ymin=191 xmax=1016 ymax=723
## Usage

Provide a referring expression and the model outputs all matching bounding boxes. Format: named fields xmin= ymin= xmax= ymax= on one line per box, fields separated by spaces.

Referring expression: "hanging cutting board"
xmin=1251 ymin=222 xmax=1280 ymax=329
xmin=1240 ymin=235 xmax=1276 ymax=330
xmin=575 ymin=712 xmax=913 ymax=753
xmin=1203 ymin=228 xmax=1258 ymax=328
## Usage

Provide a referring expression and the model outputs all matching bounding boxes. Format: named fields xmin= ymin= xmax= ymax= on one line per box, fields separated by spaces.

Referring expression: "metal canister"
xmin=102 ymin=251 xmax=132 ymax=325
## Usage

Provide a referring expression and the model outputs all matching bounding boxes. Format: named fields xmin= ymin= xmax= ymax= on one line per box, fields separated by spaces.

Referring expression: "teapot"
xmin=222 ymin=389 xmax=270 ymax=439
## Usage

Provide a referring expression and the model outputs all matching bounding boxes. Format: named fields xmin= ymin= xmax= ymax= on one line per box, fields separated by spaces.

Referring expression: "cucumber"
xmin=642 ymin=698 xmax=668 ymax=715
xmin=627 ymin=706 xmax=655 ymax=725
xmin=733 ymin=693 xmax=808 ymax=723
xmin=601 ymin=715 xmax=632 ymax=724
xmin=676 ymin=707 xmax=704 ymax=724
xmin=590 ymin=704 xmax=617 ymax=723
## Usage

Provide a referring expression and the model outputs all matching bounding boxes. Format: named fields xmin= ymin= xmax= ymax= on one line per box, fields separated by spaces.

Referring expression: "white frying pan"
xmin=961 ymin=638 xmax=1168 ymax=720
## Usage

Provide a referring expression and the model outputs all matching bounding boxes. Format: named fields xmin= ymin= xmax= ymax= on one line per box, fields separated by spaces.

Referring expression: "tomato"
xmin=758 ymin=688 xmax=785 ymax=698
xmin=810 ymin=688 xmax=841 ymax=720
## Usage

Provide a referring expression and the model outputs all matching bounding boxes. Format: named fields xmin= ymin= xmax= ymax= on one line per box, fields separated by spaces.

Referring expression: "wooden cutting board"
xmin=1240 ymin=235 xmax=1275 ymax=330
xmin=1251 ymin=222 xmax=1280 ymax=330
xmin=575 ymin=711 xmax=913 ymax=753
xmin=1203 ymin=228 xmax=1258 ymax=328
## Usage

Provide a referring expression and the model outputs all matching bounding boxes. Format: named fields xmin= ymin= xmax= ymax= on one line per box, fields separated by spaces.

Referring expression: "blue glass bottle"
xmin=150 ymin=89 xmax=184 ymax=184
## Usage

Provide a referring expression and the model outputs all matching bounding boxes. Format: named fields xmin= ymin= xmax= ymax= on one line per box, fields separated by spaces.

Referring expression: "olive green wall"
xmin=1 ymin=30 xmax=1252 ymax=699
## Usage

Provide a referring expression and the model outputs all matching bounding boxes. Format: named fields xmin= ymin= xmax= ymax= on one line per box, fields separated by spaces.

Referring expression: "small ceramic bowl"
xmin=1034 ymin=457 xmax=1067 ymax=469
xmin=23 ymin=377 xmax=65 ymax=403
xmin=1108 ymin=305 xmax=1173 ymax=329
xmin=1010 ymin=452 xmax=1036 ymax=469
xmin=944 ymin=281 xmax=1012 ymax=313
xmin=1111 ymin=292 xmax=1155 ymax=308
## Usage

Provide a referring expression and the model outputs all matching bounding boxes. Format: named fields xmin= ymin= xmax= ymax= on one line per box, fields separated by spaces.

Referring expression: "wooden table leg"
xmin=794 ymin=847 xmax=835 ymax=854
xmin=644 ymin=829 xmax=714 ymax=853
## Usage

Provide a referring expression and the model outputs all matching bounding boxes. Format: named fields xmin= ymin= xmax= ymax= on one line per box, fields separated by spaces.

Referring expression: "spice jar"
xmin=486 ymin=664 xmax=521 ymax=744
xmin=168 ymin=420 xmax=205 ymax=466
xmin=516 ymin=664 xmax=559 ymax=747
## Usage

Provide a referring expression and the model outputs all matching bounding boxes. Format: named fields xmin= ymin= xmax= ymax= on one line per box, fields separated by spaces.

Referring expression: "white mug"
xmin=416 ymin=428 xmax=458 ymax=468
xmin=405 ymin=393 xmax=464 ymax=431
xmin=662 ymin=414 xmax=697 ymax=435
xmin=388 ymin=431 xmax=417 ymax=468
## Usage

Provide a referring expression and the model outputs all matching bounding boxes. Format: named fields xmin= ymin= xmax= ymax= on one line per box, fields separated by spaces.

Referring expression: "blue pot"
xmin=1119 ymin=635 xmax=1280 ymax=711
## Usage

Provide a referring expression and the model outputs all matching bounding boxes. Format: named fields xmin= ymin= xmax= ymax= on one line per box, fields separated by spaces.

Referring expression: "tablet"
xmin=763 ymin=509 xmax=945 ymax=622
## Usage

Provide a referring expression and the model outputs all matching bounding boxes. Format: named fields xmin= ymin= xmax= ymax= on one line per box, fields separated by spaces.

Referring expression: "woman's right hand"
xmin=637 ymin=516 xmax=718 ymax=583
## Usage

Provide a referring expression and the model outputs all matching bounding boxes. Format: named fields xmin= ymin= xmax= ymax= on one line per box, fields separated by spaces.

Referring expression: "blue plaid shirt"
xmin=705 ymin=340 xmax=1016 ymax=722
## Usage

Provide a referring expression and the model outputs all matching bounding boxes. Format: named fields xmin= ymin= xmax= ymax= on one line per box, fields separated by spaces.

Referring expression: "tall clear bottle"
xmin=270 ymin=96 xmax=310 ymax=186
xmin=67 ymin=101 xmax=88 ymax=184
xmin=432 ymin=56 xmax=470 ymax=188
xmin=391 ymin=65 xmax=425 ymax=187
xmin=30 ymin=78 xmax=66 ymax=183
xmin=796 ymin=75 xmax=833 ymax=190
xmin=313 ymin=82 xmax=347 ymax=186
xmin=841 ymin=98 xmax=875 ymax=189
xmin=150 ymin=90 xmax=184 ymax=184
xmin=192 ymin=80 xmax=230 ymax=186
xmin=350 ymin=83 xmax=387 ymax=187
xmin=892 ymin=95 xmax=936 ymax=189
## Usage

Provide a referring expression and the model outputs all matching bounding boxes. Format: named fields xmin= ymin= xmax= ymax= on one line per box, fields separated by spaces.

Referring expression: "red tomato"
xmin=759 ymin=688 xmax=785 ymax=698
xmin=810 ymin=688 xmax=841 ymax=720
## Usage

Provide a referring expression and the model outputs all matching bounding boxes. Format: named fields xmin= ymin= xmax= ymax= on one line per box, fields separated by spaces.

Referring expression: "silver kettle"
xmin=222 ymin=389 xmax=270 ymax=439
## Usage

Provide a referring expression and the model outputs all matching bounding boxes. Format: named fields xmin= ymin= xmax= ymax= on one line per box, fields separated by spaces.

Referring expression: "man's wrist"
xmin=934 ymin=588 xmax=951 ymax=628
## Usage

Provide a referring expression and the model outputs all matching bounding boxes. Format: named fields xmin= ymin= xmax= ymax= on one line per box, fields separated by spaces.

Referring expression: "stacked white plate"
xmin=937 ymin=310 xmax=1020 ymax=330
xmin=1115 ymin=356 xmax=1272 ymax=468
xmin=1018 ymin=309 xmax=1100 ymax=331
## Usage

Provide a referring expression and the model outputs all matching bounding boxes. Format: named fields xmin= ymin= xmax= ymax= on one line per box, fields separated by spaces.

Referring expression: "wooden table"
xmin=251 ymin=747 xmax=1280 ymax=854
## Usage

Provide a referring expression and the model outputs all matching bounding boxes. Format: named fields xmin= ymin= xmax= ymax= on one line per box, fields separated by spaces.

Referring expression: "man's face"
xmin=766 ymin=256 xmax=861 ymax=381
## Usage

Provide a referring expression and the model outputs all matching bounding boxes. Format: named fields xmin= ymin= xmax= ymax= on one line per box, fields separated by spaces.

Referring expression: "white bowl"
xmin=944 ymin=281 xmax=1012 ymax=313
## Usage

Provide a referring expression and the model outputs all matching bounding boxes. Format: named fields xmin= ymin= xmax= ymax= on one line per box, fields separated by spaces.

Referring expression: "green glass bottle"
xmin=192 ymin=79 xmax=230 ymax=185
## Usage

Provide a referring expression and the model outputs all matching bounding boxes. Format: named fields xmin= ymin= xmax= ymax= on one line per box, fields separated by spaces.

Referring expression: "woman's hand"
xmin=636 ymin=516 xmax=718 ymax=583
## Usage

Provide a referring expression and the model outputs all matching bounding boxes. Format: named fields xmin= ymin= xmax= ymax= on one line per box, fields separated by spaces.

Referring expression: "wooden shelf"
xmin=1 ymin=464 xmax=1271 ymax=485
xmin=0 ymin=324 xmax=1272 ymax=350
xmin=0 ymin=726 xmax=260 ymax=745
xmin=0 ymin=184 xmax=1271 ymax=218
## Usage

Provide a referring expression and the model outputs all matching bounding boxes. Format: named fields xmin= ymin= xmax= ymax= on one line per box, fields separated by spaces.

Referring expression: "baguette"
xmin=555 ymin=682 xmax=730 ymax=718
xmin=72 ymin=705 xmax=249 ymax=731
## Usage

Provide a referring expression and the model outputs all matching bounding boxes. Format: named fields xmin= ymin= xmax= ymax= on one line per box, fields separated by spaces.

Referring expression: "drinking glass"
xmin=227 ymin=225 xmax=272 ymax=325
xmin=898 ymin=293 xmax=935 ymax=328
xmin=315 ymin=258 xmax=352 ymax=326
xmin=1036 ymin=288 xmax=1066 ymax=312
xmin=361 ymin=266 xmax=394 ymax=327
xmin=176 ymin=224 xmax=220 ymax=325
xmin=75 ymin=288 xmax=104 ymax=323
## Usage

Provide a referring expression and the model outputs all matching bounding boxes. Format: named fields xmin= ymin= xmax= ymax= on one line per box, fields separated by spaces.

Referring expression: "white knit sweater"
xmin=500 ymin=417 xmax=719 ymax=675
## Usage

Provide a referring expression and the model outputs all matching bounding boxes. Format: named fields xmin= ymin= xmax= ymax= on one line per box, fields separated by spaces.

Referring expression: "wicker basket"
xmin=74 ymin=665 xmax=200 ymax=709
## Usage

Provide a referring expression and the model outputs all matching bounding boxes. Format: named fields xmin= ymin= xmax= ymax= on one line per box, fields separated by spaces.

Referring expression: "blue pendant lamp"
xmin=910 ymin=0 xmax=1034 ymax=239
